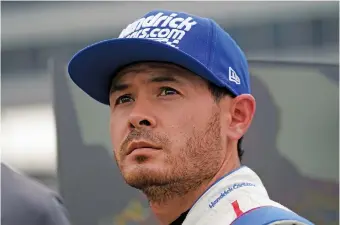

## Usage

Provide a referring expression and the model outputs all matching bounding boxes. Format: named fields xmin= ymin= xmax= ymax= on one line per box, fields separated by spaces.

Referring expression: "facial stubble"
xmin=115 ymin=111 xmax=223 ymax=204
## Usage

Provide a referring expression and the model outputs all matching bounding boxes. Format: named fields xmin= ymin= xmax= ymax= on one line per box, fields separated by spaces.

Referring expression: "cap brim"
xmin=68 ymin=38 xmax=223 ymax=105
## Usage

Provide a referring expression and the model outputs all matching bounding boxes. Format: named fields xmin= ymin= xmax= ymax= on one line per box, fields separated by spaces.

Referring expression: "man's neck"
xmin=150 ymin=161 xmax=241 ymax=225
xmin=149 ymin=182 xmax=209 ymax=225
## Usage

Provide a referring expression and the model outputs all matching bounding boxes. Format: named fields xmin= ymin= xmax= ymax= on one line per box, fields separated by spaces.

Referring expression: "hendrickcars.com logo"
xmin=209 ymin=182 xmax=255 ymax=208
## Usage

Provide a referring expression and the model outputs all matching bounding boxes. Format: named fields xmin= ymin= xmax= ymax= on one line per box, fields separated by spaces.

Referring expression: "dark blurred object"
xmin=243 ymin=69 xmax=339 ymax=225
xmin=1 ymin=163 xmax=72 ymax=225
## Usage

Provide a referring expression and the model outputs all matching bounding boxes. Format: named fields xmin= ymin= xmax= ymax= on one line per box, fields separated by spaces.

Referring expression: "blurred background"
xmin=1 ymin=1 xmax=339 ymax=225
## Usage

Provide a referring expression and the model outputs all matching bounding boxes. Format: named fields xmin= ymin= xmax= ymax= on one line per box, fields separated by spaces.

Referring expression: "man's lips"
xmin=126 ymin=141 xmax=161 ymax=155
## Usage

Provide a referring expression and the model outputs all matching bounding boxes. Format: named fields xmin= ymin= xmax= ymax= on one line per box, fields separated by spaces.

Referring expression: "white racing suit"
xmin=182 ymin=166 xmax=315 ymax=225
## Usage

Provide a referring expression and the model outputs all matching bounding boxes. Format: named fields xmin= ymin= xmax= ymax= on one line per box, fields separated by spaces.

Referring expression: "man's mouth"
xmin=126 ymin=141 xmax=161 ymax=155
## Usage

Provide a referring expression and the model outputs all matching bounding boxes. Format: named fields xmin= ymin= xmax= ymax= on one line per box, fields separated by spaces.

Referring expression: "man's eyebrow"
xmin=110 ymin=81 xmax=129 ymax=95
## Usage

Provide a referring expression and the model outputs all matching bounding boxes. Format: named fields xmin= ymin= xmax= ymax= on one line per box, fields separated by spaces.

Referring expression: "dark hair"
xmin=207 ymin=82 xmax=245 ymax=161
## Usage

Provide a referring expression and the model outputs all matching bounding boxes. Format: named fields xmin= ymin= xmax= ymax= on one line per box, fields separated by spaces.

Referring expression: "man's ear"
xmin=226 ymin=94 xmax=256 ymax=140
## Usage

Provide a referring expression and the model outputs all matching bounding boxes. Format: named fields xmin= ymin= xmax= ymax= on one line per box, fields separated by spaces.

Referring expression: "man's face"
xmin=109 ymin=62 xmax=228 ymax=201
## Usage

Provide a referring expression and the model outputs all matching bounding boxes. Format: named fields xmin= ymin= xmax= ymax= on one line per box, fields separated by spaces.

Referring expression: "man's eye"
xmin=159 ymin=87 xmax=179 ymax=96
xmin=115 ymin=95 xmax=133 ymax=105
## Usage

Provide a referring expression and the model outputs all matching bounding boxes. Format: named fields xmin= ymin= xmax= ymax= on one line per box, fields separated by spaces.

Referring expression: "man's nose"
xmin=128 ymin=100 xmax=156 ymax=129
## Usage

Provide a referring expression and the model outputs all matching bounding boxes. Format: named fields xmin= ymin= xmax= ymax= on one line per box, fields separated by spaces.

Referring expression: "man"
xmin=1 ymin=163 xmax=72 ymax=225
xmin=68 ymin=9 xmax=314 ymax=225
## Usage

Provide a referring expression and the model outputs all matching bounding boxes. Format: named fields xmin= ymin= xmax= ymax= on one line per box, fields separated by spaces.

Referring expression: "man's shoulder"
xmin=206 ymin=192 xmax=314 ymax=225
xmin=182 ymin=166 xmax=314 ymax=225
xmin=1 ymin=163 xmax=59 ymax=201
xmin=211 ymin=177 xmax=315 ymax=225
xmin=231 ymin=206 xmax=314 ymax=225
xmin=1 ymin=164 xmax=71 ymax=225
xmin=185 ymin=196 xmax=315 ymax=225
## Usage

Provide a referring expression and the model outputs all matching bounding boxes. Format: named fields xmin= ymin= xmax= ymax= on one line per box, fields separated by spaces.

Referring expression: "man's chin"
xmin=122 ymin=166 xmax=171 ymax=189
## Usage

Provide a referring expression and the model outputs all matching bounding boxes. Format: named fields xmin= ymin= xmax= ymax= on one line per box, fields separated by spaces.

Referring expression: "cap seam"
xmin=206 ymin=19 xmax=215 ymax=69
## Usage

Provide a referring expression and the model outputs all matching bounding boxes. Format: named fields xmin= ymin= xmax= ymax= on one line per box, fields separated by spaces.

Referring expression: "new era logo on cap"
xmin=229 ymin=67 xmax=241 ymax=85
xmin=118 ymin=12 xmax=198 ymax=48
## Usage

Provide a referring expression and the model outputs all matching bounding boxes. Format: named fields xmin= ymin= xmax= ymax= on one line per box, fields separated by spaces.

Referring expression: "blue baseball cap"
xmin=68 ymin=9 xmax=251 ymax=105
